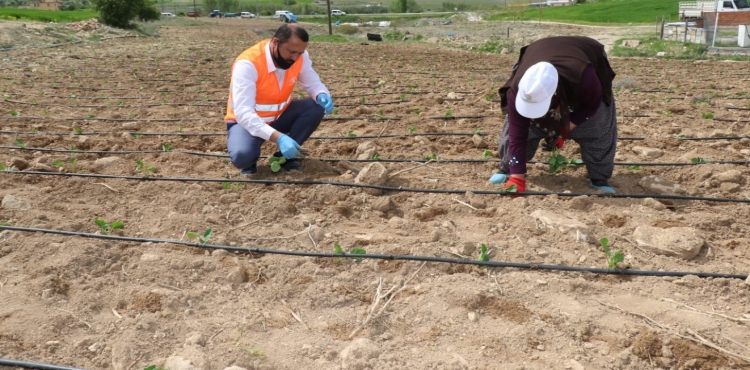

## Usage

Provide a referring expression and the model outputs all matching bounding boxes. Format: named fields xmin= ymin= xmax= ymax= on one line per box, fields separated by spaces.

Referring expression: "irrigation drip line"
xmin=727 ymin=107 xmax=750 ymax=111
xmin=4 ymin=171 xmax=750 ymax=204
xmin=338 ymin=100 xmax=407 ymax=107
xmin=0 ymin=358 xmax=85 ymax=370
xmin=2 ymin=146 xmax=750 ymax=167
xmin=2 ymin=92 xmax=172 ymax=101
xmin=0 ymin=225 xmax=746 ymax=280
xmin=0 ymin=131 xmax=488 ymax=139
xmin=0 ymin=100 xmax=222 ymax=108
xmin=714 ymin=117 xmax=750 ymax=123
xmin=0 ymin=116 xmax=203 ymax=122
xmin=32 ymin=85 xmax=224 ymax=93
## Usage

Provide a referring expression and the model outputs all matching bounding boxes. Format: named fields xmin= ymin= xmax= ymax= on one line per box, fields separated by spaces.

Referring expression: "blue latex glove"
xmin=276 ymin=134 xmax=300 ymax=159
xmin=316 ymin=93 xmax=334 ymax=115
xmin=489 ymin=173 xmax=509 ymax=184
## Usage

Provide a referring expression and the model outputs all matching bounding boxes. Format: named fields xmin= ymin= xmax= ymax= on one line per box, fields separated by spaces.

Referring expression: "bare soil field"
xmin=1 ymin=17 xmax=750 ymax=370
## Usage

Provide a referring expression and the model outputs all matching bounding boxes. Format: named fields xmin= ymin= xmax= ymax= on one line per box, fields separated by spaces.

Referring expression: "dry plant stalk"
xmin=349 ymin=262 xmax=425 ymax=339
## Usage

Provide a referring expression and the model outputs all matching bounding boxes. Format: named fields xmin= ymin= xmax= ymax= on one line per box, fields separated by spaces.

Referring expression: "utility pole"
xmin=161 ymin=0 xmax=164 ymax=12
xmin=193 ymin=0 xmax=196 ymax=12
xmin=327 ymin=0 xmax=332 ymax=35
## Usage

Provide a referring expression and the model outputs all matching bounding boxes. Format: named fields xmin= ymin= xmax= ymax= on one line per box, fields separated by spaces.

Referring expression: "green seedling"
xmin=408 ymin=126 xmax=416 ymax=134
xmin=135 ymin=160 xmax=156 ymax=175
xmin=371 ymin=153 xmax=381 ymax=161
xmin=9 ymin=110 xmax=18 ymax=117
xmin=95 ymin=219 xmax=124 ymax=235
xmin=31 ymin=100 xmax=38 ymax=105
xmin=659 ymin=110 xmax=672 ymax=116
xmin=701 ymin=112 xmax=714 ymax=119
xmin=0 ymin=164 xmax=5 ymax=171
xmin=399 ymin=94 xmax=406 ymax=101
xmin=334 ymin=242 xmax=366 ymax=262
xmin=545 ymin=148 xmax=582 ymax=173
xmin=332 ymin=109 xmax=340 ymax=115
xmin=503 ymin=184 xmax=518 ymax=193
xmin=378 ymin=109 xmax=384 ymax=116
xmin=485 ymin=93 xmax=495 ymax=101
xmin=346 ymin=130 xmax=357 ymax=137
xmin=676 ymin=134 xmax=687 ymax=139
xmin=178 ymin=126 xmax=184 ymax=133
xmin=444 ymin=109 xmax=453 ymax=117
xmin=130 ymin=131 xmax=143 ymax=138
xmin=87 ymin=114 xmax=95 ymax=119
xmin=474 ymin=128 xmax=482 ymax=135
xmin=414 ymin=109 xmax=421 ymax=115
xmin=690 ymin=157 xmax=711 ymax=164
xmin=187 ymin=228 xmax=213 ymax=245
xmin=482 ymin=150 xmax=493 ymax=159
xmin=268 ymin=156 xmax=287 ymax=172
xmin=424 ymin=153 xmax=438 ymax=161
xmin=70 ymin=145 xmax=82 ymax=152
xmin=52 ymin=160 xmax=64 ymax=167
xmin=245 ymin=348 xmax=264 ymax=356
xmin=221 ymin=181 xmax=243 ymax=191
xmin=360 ymin=97 xmax=366 ymax=104
xmin=162 ymin=143 xmax=172 ymax=151
xmin=627 ymin=165 xmax=642 ymax=171
xmin=74 ymin=127 xmax=83 ymax=135
xmin=144 ymin=365 xmax=166 ymax=370
xmin=15 ymin=138 xmax=25 ymax=149
xmin=600 ymin=237 xmax=624 ymax=270
xmin=0 ymin=220 xmax=11 ymax=226
xmin=478 ymin=243 xmax=490 ymax=262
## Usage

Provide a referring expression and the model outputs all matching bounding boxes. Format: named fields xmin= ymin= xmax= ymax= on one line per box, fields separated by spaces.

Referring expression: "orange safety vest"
xmin=224 ymin=39 xmax=304 ymax=124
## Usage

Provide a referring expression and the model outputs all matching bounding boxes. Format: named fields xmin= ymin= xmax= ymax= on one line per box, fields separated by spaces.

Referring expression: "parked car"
xmin=187 ymin=11 xmax=200 ymax=17
xmin=331 ymin=9 xmax=346 ymax=16
xmin=161 ymin=12 xmax=176 ymax=17
xmin=240 ymin=12 xmax=255 ymax=18
xmin=223 ymin=12 xmax=239 ymax=18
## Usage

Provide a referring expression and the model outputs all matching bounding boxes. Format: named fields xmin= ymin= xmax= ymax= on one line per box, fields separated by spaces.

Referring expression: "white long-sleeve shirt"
xmin=230 ymin=41 xmax=329 ymax=140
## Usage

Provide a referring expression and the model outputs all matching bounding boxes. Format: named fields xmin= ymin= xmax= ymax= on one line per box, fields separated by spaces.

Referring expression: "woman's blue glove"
xmin=276 ymin=134 xmax=300 ymax=159
xmin=316 ymin=93 xmax=334 ymax=115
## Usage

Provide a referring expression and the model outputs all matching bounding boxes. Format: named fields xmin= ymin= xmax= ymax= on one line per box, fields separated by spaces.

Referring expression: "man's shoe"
xmin=240 ymin=164 xmax=257 ymax=177
xmin=590 ymin=179 xmax=616 ymax=194
xmin=282 ymin=159 xmax=303 ymax=172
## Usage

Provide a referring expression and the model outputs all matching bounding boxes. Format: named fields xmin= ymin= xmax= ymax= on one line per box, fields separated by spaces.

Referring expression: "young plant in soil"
xmin=15 ymin=138 xmax=25 ymax=149
xmin=482 ymin=150 xmax=493 ymax=159
xmin=221 ymin=182 xmax=243 ymax=191
xmin=408 ymin=126 xmax=416 ymax=134
xmin=478 ymin=243 xmax=490 ymax=262
xmin=691 ymin=157 xmax=711 ymax=164
xmin=95 ymin=219 xmax=124 ymax=235
xmin=268 ymin=156 xmax=286 ymax=172
xmin=600 ymin=237 xmax=624 ymax=270
xmin=334 ymin=242 xmax=366 ymax=262
xmin=371 ymin=153 xmax=381 ymax=161
xmin=135 ymin=160 xmax=156 ymax=176
xmin=546 ymin=148 xmax=583 ymax=174
xmin=346 ymin=130 xmax=357 ymax=137
xmin=187 ymin=228 xmax=213 ymax=245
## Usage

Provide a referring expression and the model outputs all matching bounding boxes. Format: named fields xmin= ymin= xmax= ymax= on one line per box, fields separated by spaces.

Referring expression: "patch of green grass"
xmin=0 ymin=8 xmax=97 ymax=22
xmin=487 ymin=0 xmax=681 ymax=24
xmin=309 ymin=34 xmax=349 ymax=42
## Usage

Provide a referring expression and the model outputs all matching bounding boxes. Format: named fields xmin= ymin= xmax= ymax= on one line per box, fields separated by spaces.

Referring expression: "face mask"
xmin=273 ymin=42 xmax=294 ymax=70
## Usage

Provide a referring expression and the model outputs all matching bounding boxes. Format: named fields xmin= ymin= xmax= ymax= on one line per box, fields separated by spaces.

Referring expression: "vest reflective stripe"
xmin=255 ymin=94 xmax=292 ymax=112
xmin=224 ymin=39 xmax=304 ymax=125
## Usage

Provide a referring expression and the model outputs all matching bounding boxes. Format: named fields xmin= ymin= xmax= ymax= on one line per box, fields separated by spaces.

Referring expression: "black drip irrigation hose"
xmin=0 ymin=131 xmax=487 ymax=139
xmin=0 ymin=116 xmax=203 ymax=122
xmin=2 ymin=145 xmax=750 ymax=167
xmin=0 ymin=225 xmax=746 ymax=280
xmin=4 ymin=171 xmax=750 ymax=204
xmin=0 ymin=99 xmax=222 ymax=108
xmin=0 ymin=358 xmax=85 ymax=370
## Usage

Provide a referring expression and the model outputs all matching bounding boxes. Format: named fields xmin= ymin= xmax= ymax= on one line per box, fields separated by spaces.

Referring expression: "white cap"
xmin=515 ymin=62 xmax=558 ymax=119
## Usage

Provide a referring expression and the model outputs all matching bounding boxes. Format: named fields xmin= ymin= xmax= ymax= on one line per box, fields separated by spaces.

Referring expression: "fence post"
xmin=660 ymin=15 xmax=665 ymax=40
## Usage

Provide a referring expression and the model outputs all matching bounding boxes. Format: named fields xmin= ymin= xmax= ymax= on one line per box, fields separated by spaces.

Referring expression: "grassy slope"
xmin=490 ymin=0 xmax=682 ymax=24
xmin=0 ymin=8 xmax=97 ymax=22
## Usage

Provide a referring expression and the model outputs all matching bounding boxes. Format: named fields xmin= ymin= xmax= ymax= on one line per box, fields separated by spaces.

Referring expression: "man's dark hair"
xmin=274 ymin=24 xmax=309 ymax=44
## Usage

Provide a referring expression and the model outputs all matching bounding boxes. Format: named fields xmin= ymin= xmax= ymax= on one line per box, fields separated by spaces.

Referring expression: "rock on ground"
xmin=632 ymin=225 xmax=705 ymax=260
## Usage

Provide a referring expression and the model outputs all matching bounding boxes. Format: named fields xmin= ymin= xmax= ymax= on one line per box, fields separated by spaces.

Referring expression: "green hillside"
xmin=489 ymin=0 xmax=682 ymax=24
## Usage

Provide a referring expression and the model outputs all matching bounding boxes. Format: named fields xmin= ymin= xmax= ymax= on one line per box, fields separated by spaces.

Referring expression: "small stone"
xmin=633 ymin=226 xmax=704 ymax=260
xmin=164 ymin=355 xmax=196 ymax=370
xmin=578 ymin=255 xmax=586 ymax=264
xmin=715 ymin=170 xmax=742 ymax=184
xmin=122 ymin=122 xmax=140 ymax=130
xmin=429 ymin=229 xmax=441 ymax=242
xmin=569 ymin=358 xmax=585 ymax=370
xmin=340 ymin=338 xmax=380 ymax=369
xmin=222 ymin=367 xmax=248 ymax=370
xmin=94 ymin=156 xmax=121 ymax=168
xmin=41 ymin=289 xmax=53 ymax=299
xmin=457 ymin=242 xmax=476 ymax=256
xmin=227 ymin=267 xmax=247 ymax=284
xmin=638 ymin=175 xmax=687 ymax=195
xmin=467 ymin=312 xmax=477 ymax=322
xmin=185 ymin=332 xmax=205 ymax=347
xmin=1 ymin=195 xmax=31 ymax=210
xmin=219 ymin=193 xmax=238 ymax=204
xmin=631 ymin=146 xmax=664 ymax=159
xmin=471 ymin=134 xmax=488 ymax=148
xmin=642 ymin=197 xmax=666 ymax=210
xmin=140 ymin=253 xmax=161 ymax=262
xmin=211 ymin=249 xmax=228 ymax=258
xmin=536 ymin=279 xmax=548 ymax=285
xmin=355 ymin=141 xmax=378 ymax=160
xmin=87 ymin=342 xmax=100 ymax=353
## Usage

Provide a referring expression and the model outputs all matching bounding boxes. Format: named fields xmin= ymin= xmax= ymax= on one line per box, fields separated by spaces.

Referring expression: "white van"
xmin=275 ymin=10 xmax=292 ymax=17
xmin=331 ymin=9 xmax=346 ymax=16
xmin=160 ymin=12 xmax=176 ymax=17
xmin=240 ymin=12 xmax=255 ymax=18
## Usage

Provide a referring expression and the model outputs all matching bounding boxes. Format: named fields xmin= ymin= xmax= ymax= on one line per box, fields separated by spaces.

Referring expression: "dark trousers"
xmin=227 ymin=98 xmax=324 ymax=171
